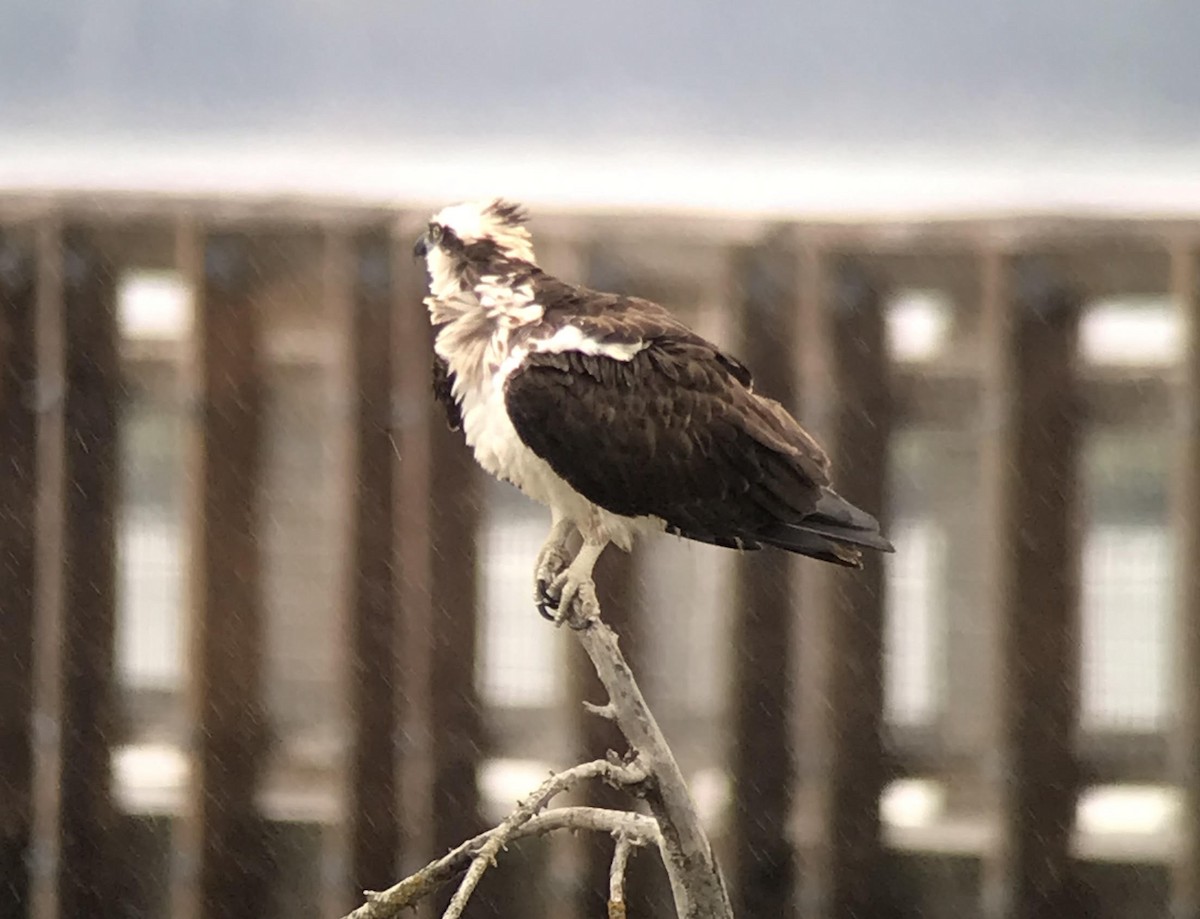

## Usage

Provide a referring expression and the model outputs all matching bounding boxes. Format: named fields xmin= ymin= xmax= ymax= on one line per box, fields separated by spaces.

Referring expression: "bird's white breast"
xmin=437 ymin=317 xmax=662 ymax=547
xmin=445 ymin=329 xmax=590 ymax=519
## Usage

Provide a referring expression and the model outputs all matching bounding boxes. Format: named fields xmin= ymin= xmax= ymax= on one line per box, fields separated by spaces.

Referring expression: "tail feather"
xmin=663 ymin=488 xmax=892 ymax=568
xmin=756 ymin=488 xmax=894 ymax=558
xmin=813 ymin=489 xmax=887 ymax=534
xmin=756 ymin=528 xmax=864 ymax=568
xmin=786 ymin=519 xmax=894 ymax=553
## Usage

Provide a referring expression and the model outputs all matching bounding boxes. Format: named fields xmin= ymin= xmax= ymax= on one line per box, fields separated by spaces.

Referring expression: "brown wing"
xmin=500 ymin=336 xmax=892 ymax=566
xmin=529 ymin=274 xmax=757 ymax=386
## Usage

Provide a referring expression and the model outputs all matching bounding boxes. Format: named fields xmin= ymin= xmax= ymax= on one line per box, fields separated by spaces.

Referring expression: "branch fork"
xmin=340 ymin=611 xmax=733 ymax=919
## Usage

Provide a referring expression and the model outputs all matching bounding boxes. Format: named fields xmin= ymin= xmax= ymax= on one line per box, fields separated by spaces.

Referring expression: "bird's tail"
xmin=756 ymin=489 xmax=894 ymax=567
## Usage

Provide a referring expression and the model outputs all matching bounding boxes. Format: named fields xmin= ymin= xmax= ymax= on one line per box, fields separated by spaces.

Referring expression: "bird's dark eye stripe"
xmin=463 ymin=238 xmax=502 ymax=262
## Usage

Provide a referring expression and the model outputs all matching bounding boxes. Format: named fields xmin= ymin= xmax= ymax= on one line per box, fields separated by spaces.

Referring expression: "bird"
xmin=413 ymin=199 xmax=893 ymax=627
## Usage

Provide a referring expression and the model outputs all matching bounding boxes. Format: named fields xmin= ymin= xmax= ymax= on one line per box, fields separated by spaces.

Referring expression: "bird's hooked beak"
xmin=412 ymin=230 xmax=430 ymax=259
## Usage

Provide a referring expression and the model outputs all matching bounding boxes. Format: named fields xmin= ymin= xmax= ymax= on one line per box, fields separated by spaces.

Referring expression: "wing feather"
xmin=502 ymin=332 xmax=888 ymax=565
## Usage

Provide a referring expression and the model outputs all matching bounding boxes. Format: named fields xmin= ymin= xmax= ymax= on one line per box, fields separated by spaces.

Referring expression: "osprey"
xmin=414 ymin=199 xmax=892 ymax=626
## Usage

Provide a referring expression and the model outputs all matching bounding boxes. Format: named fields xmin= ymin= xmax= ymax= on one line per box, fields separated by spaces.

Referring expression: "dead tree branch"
xmin=572 ymin=614 xmax=734 ymax=919
xmin=441 ymin=758 xmax=647 ymax=919
xmin=342 ymin=801 xmax=658 ymax=919
xmin=340 ymin=605 xmax=733 ymax=919
xmin=608 ymin=833 xmax=637 ymax=919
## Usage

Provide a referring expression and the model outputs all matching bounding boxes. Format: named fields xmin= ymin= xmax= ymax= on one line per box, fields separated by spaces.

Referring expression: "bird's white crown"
xmin=432 ymin=198 xmax=536 ymax=264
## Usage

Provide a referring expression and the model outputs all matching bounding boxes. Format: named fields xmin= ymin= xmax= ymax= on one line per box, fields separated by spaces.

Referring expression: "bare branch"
xmin=442 ymin=758 xmax=647 ymax=918
xmin=525 ymin=806 xmax=660 ymax=846
xmin=573 ymin=618 xmax=734 ymax=919
xmin=608 ymin=835 xmax=636 ymax=919
xmin=347 ymin=807 xmax=657 ymax=919
xmin=583 ymin=699 xmax=619 ymax=721
xmin=340 ymin=762 xmax=655 ymax=919
xmin=343 ymin=597 xmax=732 ymax=919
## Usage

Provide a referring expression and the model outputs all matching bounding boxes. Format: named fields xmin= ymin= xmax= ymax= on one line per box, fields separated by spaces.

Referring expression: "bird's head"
xmin=414 ymin=199 xmax=537 ymax=298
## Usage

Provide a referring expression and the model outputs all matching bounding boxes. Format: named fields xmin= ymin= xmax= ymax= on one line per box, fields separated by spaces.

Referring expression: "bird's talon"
xmin=535 ymin=577 xmax=562 ymax=620
xmin=547 ymin=573 xmax=600 ymax=629
xmin=533 ymin=541 xmax=572 ymax=621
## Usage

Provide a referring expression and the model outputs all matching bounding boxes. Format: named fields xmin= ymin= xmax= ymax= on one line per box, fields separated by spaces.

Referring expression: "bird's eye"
xmin=428 ymin=223 xmax=444 ymax=243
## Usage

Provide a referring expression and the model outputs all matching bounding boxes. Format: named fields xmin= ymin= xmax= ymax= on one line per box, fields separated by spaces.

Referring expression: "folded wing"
xmin=503 ymin=333 xmax=891 ymax=568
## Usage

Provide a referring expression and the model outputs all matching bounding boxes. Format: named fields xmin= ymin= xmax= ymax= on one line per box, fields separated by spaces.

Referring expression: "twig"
xmin=340 ymin=755 xmax=654 ymax=919
xmin=526 ymin=806 xmax=660 ymax=845
xmin=582 ymin=700 xmax=619 ymax=721
xmin=346 ymin=807 xmax=658 ymax=919
xmin=441 ymin=758 xmax=647 ymax=918
xmin=608 ymin=835 xmax=636 ymax=919
xmin=573 ymin=617 xmax=734 ymax=919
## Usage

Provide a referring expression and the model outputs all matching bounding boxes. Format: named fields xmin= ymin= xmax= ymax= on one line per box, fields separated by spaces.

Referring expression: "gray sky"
xmin=6 ymin=1 xmax=1200 ymax=211
xmin=5 ymin=0 xmax=1199 ymax=148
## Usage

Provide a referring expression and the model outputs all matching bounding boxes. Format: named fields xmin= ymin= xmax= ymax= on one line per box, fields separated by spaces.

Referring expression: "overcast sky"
xmin=5 ymin=0 xmax=1199 ymax=146
xmin=5 ymin=1 xmax=1200 ymax=210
